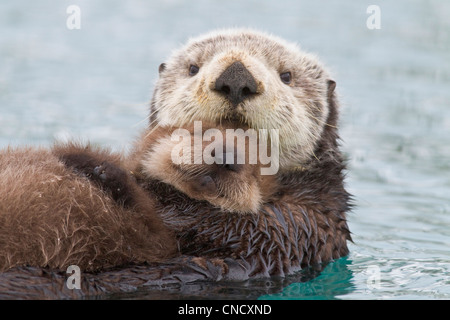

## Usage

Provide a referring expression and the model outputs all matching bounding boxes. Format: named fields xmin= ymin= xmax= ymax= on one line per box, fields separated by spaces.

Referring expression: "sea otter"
xmin=85 ymin=28 xmax=351 ymax=281
xmin=150 ymin=29 xmax=338 ymax=170
xmin=0 ymin=144 xmax=176 ymax=273
xmin=0 ymin=123 xmax=274 ymax=273
xmin=127 ymin=122 xmax=278 ymax=214
xmin=140 ymin=28 xmax=351 ymax=275
xmin=0 ymin=29 xmax=351 ymax=298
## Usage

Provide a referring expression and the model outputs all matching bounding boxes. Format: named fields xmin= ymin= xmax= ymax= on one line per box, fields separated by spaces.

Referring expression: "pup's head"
xmin=139 ymin=123 xmax=277 ymax=214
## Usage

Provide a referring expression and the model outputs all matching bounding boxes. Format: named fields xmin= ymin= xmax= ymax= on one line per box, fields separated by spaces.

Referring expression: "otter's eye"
xmin=189 ymin=65 xmax=200 ymax=76
xmin=280 ymin=72 xmax=292 ymax=84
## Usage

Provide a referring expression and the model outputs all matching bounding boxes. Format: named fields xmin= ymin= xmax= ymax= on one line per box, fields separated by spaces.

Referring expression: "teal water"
xmin=1 ymin=0 xmax=449 ymax=299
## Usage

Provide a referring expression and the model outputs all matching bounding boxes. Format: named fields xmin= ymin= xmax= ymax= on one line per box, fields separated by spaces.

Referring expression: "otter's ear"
xmin=327 ymin=79 xmax=336 ymax=98
xmin=158 ymin=63 xmax=166 ymax=74
xmin=326 ymin=79 xmax=339 ymax=127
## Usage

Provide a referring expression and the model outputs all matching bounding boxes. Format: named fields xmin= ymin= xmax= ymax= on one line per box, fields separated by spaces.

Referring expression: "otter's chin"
xmin=219 ymin=109 xmax=248 ymax=126
xmin=214 ymin=202 xmax=260 ymax=215
xmin=208 ymin=188 xmax=262 ymax=215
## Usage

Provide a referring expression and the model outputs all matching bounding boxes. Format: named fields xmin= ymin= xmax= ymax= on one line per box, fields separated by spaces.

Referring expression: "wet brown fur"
xmin=140 ymin=29 xmax=352 ymax=277
xmin=0 ymin=124 xmax=276 ymax=274
xmin=133 ymin=83 xmax=351 ymax=278
xmin=0 ymin=144 xmax=177 ymax=272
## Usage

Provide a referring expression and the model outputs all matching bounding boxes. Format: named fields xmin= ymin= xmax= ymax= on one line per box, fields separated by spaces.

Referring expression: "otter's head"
xmin=138 ymin=124 xmax=276 ymax=214
xmin=150 ymin=29 xmax=338 ymax=169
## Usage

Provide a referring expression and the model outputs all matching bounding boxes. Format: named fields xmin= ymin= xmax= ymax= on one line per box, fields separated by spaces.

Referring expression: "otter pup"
xmin=0 ymin=144 xmax=176 ymax=272
xmin=127 ymin=122 xmax=277 ymax=214
xmin=0 ymin=124 xmax=274 ymax=272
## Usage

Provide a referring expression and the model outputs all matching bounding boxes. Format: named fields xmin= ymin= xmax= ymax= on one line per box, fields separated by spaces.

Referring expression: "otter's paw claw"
xmin=93 ymin=165 xmax=108 ymax=181
xmin=91 ymin=162 xmax=129 ymax=187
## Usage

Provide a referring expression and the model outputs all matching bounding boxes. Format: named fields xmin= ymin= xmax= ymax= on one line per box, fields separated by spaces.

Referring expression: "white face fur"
xmin=151 ymin=29 xmax=336 ymax=169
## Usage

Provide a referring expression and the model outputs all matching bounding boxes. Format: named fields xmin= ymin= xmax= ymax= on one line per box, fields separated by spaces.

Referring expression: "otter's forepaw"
xmin=59 ymin=153 xmax=100 ymax=179
xmin=58 ymin=152 xmax=137 ymax=207
xmin=91 ymin=162 xmax=128 ymax=190
xmin=93 ymin=165 xmax=109 ymax=182
xmin=91 ymin=162 xmax=135 ymax=206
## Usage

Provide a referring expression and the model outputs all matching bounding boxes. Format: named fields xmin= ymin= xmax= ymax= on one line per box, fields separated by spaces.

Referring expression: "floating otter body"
xmin=0 ymin=123 xmax=274 ymax=273
xmin=142 ymin=28 xmax=352 ymax=275
xmin=0 ymin=144 xmax=176 ymax=272
xmin=0 ymin=29 xmax=352 ymax=298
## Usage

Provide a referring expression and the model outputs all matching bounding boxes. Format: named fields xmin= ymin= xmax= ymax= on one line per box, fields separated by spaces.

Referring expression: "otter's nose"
xmin=214 ymin=61 xmax=258 ymax=107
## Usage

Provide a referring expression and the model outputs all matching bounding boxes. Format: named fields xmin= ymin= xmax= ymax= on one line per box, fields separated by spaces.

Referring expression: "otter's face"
xmin=140 ymin=124 xmax=276 ymax=214
xmin=151 ymin=29 xmax=337 ymax=168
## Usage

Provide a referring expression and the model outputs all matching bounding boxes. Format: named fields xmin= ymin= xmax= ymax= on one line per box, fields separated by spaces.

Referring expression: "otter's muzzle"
xmin=214 ymin=61 xmax=258 ymax=107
